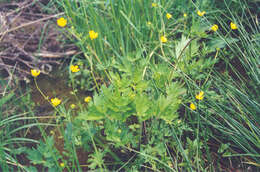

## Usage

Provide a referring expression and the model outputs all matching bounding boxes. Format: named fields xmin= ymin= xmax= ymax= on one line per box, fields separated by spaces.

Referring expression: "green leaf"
xmin=218 ymin=143 xmax=230 ymax=153
xmin=65 ymin=122 xmax=73 ymax=142
xmin=77 ymin=109 xmax=105 ymax=121
xmin=156 ymin=83 xmax=185 ymax=123
xmin=88 ymin=150 xmax=105 ymax=170
xmin=208 ymin=37 xmax=239 ymax=50
xmin=190 ymin=21 xmax=208 ymax=38
xmin=26 ymin=148 xmax=44 ymax=165
xmin=12 ymin=147 xmax=27 ymax=155
xmin=135 ymin=94 xmax=150 ymax=117
xmin=175 ymin=35 xmax=190 ymax=59
xmin=222 ymin=151 xmax=232 ymax=157
xmin=0 ymin=92 xmax=14 ymax=107
xmin=24 ymin=166 xmax=38 ymax=172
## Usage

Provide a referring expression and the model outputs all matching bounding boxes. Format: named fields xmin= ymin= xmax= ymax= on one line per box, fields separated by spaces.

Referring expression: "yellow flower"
xmin=230 ymin=22 xmax=238 ymax=30
xmin=160 ymin=36 xmax=167 ymax=43
xmin=84 ymin=96 xmax=92 ymax=103
xmin=147 ymin=21 xmax=152 ymax=26
xmin=51 ymin=98 xmax=61 ymax=107
xmin=70 ymin=104 xmax=76 ymax=109
xmin=211 ymin=24 xmax=219 ymax=32
xmin=89 ymin=30 xmax=98 ymax=40
xmin=190 ymin=103 xmax=196 ymax=110
xmin=57 ymin=17 xmax=67 ymax=27
xmin=195 ymin=91 xmax=204 ymax=100
xmin=70 ymin=65 xmax=80 ymax=73
xmin=183 ymin=13 xmax=187 ymax=18
xmin=60 ymin=162 xmax=65 ymax=168
xmin=152 ymin=3 xmax=157 ymax=7
xmin=197 ymin=10 xmax=206 ymax=17
xmin=31 ymin=69 xmax=40 ymax=77
xmin=166 ymin=13 xmax=172 ymax=19
xmin=50 ymin=130 xmax=55 ymax=135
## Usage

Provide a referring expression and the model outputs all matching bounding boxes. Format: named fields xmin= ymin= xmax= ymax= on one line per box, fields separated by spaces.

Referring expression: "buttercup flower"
xmin=31 ymin=69 xmax=40 ymax=77
xmin=166 ymin=13 xmax=172 ymax=19
xmin=197 ymin=10 xmax=205 ymax=17
xmin=183 ymin=13 xmax=187 ymax=18
xmin=60 ymin=162 xmax=65 ymax=167
xmin=160 ymin=36 xmax=167 ymax=43
xmin=51 ymin=98 xmax=61 ymax=107
xmin=152 ymin=3 xmax=157 ymax=7
xmin=70 ymin=65 xmax=80 ymax=73
xmin=195 ymin=91 xmax=204 ymax=100
xmin=57 ymin=17 xmax=67 ymax=27
xmin=89 ymin=30 xmax=98 ymax=40
xmin=190 ymin=103 xmax=196 ymax=110
xmin=211 ymin=24 xmax=218 ymax=32
xmin=70 ymin=104 xmax=76 ymax=109
xmin=84 ymin=96 xmax=92 ymax=103
xmin=230 ymin=22 xmax=238 ymax=30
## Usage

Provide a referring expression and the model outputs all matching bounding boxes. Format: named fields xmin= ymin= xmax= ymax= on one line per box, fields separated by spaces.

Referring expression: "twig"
xmin=0 ymin=12 xmax=64 ymax=41
xmin=176 ymin=37 xmax=196 ymax=60
xmin=34 ymin=50 xmax=79 ymax=58
xmin=6 ymin=0 xmax=37 ymax=17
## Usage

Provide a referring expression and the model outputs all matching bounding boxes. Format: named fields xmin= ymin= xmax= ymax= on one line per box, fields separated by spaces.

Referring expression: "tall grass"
xmin=195 ymin=0 xmax=260 ymax=167
xmin=0 ymin=79 xmax=37 ymax=171
xmin=0 ymin=77 xmax=60 ymax=171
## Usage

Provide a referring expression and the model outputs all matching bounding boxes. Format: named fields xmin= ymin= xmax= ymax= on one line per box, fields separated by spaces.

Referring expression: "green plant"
xmin=0 ymin=80 xmax=39 ymax=171
xmin=189 ymin=0 xmax=260 ymax=168
xmin=53 ymin=0 xmax=228 ymax=171
xmin=25 ymin=136 xmax=63 ymax=171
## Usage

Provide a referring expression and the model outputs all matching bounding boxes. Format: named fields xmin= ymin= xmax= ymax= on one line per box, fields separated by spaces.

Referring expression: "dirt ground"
xmin=0 ymin=0 xmax=77 ymax=86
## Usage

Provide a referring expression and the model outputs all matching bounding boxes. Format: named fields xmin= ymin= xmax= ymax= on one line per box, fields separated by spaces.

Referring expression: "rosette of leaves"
xmin=78 ymin=59 xmax=185 ymax=124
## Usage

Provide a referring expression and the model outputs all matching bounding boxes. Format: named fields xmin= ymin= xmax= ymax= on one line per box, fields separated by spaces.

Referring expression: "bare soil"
xmin=0 ymin=0 xmax=77 ymax=85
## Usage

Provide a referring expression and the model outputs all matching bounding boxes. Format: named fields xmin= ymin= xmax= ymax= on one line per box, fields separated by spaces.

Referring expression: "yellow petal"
xmin=60 ymin=163 xmax=65 ymax=167
xmin=190 ymin=103 xmax=196 ymax=110
xmin=84 ymin=96 xmax=92 ymax=103
xmin=70 ymin=65 xmax=80 ymax=72
xmin=89 ymin=30 xmax=98 ymax=40
xmin=166 ymin=13 xmax=172 ymax=19
xmin=57 ymin=17 xmax=67 ymax=27
xmin=70 ymin=104 xmax=76 ymax=109
xmin=31 ymin=69 xmax=40 ymax=77
xmin=197 ymin=10 xmax=205 ymax=17
xmin=211 ymin=24 xmax=218 ymax=32
xmin=230 ymin=22 xmax=238 ymax=30
xmin=195 ymin=91 xmax=204 ymax=100
xmin=160 ymin=36 xmax=167 ymax=43
xmin=51 ymin=98 xmax=61 ymax=107
xmin=152 ymin=3 xmax=157 ymax=7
